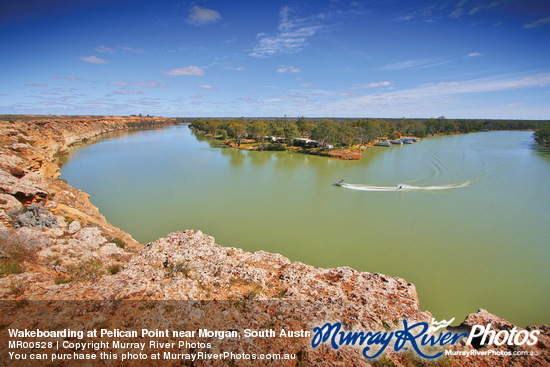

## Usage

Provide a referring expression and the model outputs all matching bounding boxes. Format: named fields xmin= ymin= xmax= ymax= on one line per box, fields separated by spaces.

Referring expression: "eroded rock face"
xmin=0 ymin=169 xmax=49 ymax=200
xmin=0 ymin=193 xmax=22 ymax=212
xmin=0 ymin=116 xmax=160 ymax=299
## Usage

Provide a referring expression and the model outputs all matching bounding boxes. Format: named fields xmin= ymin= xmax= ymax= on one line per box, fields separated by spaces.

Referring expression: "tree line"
xmin=189 ymin=117 xmax=550 ymax=149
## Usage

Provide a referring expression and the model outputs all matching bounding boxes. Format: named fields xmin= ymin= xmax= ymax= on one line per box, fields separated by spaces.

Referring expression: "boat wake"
xmin=336 ymin=181 xmax=471 ymax=192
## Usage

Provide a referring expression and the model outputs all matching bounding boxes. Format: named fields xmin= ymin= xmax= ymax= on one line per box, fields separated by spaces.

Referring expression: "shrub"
xmin=108 ymin=264 xmax=121 ymax=274
xmin=110 ymin=237 xmax=126 ymax=249
xmin=0 ymin=260 xmax=24 ymax=277
xmin=534 ymin=125 xmax=550 ymax=147
xmin=166 ymin=261 xmax=190 ymax=277
xmin=67 ymin=259 xmax=104 ymax=281
xmin=0 ymin=230 xmax=38 ymax=277
xmin=9 ymin=280 xmax=25 ymax=297
xmin=9 ymin=203 xmax=57 ymax=229
xmin=54 ymin=278 xmax=72 ymax=285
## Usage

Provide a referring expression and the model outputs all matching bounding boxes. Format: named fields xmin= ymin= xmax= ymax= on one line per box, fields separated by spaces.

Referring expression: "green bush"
xmin=67 ymin=259 xmax=104 ymax=281
xmin=111 ymin=237 xmax=126 ymax=249
xmin=166 ymin=261 xmax=190 ymax=277
xmin=0 ymin=260 xmax=24 ymax=277
xmin=534 ymin=126 xmax=550 ymax=147
xmin=54 ymin=278 xmax=72 ymax=285
xmin=108 ymin=264 xmax=122 ymax=274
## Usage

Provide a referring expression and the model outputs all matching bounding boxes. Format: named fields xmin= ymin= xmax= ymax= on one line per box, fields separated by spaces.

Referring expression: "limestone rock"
xmin=72 ymin=227 xmax=107 ymax=251
xmin=13 ymin=227 xmax=52 ymax=249
xmin=0 ymin=193 xmax=22 ymax=212
xmin=98 ymin=242 xmax=125 ymax=259
xmin=0 ymin=169 xmax=49 ymax=200
xmin=68 ymin=220 xmax=81 ymax=234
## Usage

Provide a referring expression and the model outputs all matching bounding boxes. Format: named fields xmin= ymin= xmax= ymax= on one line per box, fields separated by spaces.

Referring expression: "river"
xmin=60 ymin=125 xmax=550 ymax=326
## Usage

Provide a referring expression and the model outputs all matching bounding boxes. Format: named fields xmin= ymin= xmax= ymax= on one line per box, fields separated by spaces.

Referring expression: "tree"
xmin=268 ymin=120 xmax=284 ymax=138
xmin=283 ymin=122 xmax=299 ymax=146
xmin=299 ymin=122 xmax=316 ymax=138
xmin=338 ymin=124 xmax=357 ymax=147
xmin=311 ymin=120 xmax=338 ymax=148
xmin=442 ymin=120 xmax=458 ymax=134
xmin=247 ymin=120 xmax=269 ymax=149
xmin=426 ymin=118 xmax=438 ymax=136
xmin=355 ymin=119 xmax=385 ymax=143
xmin=377 ymin=120 xmax=391 ymax=138
xmin=220 ymin=129 xmax=228 ymax=141
xmin=228 ymin=121 xmax=247 ymax=147
xmin=205 ymin=119 xmax=221 ymax=137
xmin=534 ymin=126 xmax=550 ymax=147
xmin=388 ymin=130 xmax=401 ymax=140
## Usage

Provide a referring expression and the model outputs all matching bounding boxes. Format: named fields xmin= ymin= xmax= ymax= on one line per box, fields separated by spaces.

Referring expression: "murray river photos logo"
xmin=310 ymin=318 xmax=540 ymax=360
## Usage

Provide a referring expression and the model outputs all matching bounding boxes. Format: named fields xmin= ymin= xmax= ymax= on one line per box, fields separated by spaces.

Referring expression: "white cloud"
xmin=523 ymin=17 xmax=550 ymax=29
xmin=113 ymin=90 xmax=146 ymax=95
xmin=118 ymin=46 xmax=145 ymax=53
xmin=51 ymin=75 xmax=80 ymax=80
xmin=276 ymin=66 xmax=301 ymax=73
xmin=251 ymin=6 xmax=321 ymax=57
xmin=265 ymin=93 xmax=307 ymax=103
xmin=79 ymin=56 xmax=110 ymax=64
xmin=161 ymin=66 xmax=205 ymax=77
xmin=188 ymin=5 xmax=222 ymax=25
xmin=95 ymin=46 xmax=114 ymax=54
xmin=396 ymin=4 xmax=440 ymax=23
xmin=126 ymin=98 xmax=161 ymax=106
xmin=319 ymin=73 xmax=550 ymax=114
xmin=112 ymin=81 xmax=168 ymax=87
xmin=467 ymin=52 xmax=482 ymax=57
xmin=437 ymin=82 xmax=461 ymax=86
xmin=350 ymin=81 xmax=392 ymax=89
xmin=301 ymin=83 xmax=315 ymax=87
xmin=451 ymin=0 xmax=512 ymax=18
xmin=382 ymin=57 xmax=466 ymax=71
xmin=237 ymin=96 xmax=263 ymax=104
xmin=199 ymin=85 xmax=214 ymax=90
xmin=25 ymin=83 xmax=47 ymax=87
xmin=224 ymin=66 xmax=246 ymax=71
xmin=381 ymin=60 xmax=426 ymax=70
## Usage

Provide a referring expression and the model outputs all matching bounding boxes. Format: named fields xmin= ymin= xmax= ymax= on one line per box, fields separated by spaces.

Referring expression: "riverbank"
xmin=224 ymin=138 xmax=366 ymax=160
xmin=0 ymin=116 xmax=548 ymax=366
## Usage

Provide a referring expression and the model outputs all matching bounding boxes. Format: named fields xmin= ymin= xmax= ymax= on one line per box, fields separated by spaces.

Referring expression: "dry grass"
xmin=0 ymin=230 xmax=39 ymax=277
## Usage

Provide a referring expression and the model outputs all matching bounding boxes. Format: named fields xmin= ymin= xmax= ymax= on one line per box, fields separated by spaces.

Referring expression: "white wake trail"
xmin=338 ymin=181 xmax=471 ymax=192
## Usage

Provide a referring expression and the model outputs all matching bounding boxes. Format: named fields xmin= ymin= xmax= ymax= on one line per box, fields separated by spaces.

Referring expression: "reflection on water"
xmin=60 ymin=125 xmax=550 ymax=326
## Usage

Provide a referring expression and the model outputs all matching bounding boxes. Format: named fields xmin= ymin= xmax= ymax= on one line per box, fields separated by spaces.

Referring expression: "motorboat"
xmin=374 ymin=140 xmax=392 ymax=147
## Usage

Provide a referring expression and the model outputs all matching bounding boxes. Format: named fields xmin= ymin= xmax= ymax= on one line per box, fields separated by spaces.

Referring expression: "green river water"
xmin=60 ymin=125 xmax=550 ymax=326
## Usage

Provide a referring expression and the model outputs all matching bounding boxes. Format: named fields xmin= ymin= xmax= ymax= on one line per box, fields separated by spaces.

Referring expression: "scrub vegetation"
xmin=534 ymin=125 xmax=550 ymax=147
xmin=190 ymin=116 xmax=550 ymax=154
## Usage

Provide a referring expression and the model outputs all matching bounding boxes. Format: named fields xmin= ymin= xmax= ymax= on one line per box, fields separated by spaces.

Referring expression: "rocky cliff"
xmin=0 ymin=116 xmax=547 ymax=366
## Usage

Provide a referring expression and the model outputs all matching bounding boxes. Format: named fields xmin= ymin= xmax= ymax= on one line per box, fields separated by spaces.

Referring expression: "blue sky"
xmin=1 ymin=0 xmax=549 ymax=118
